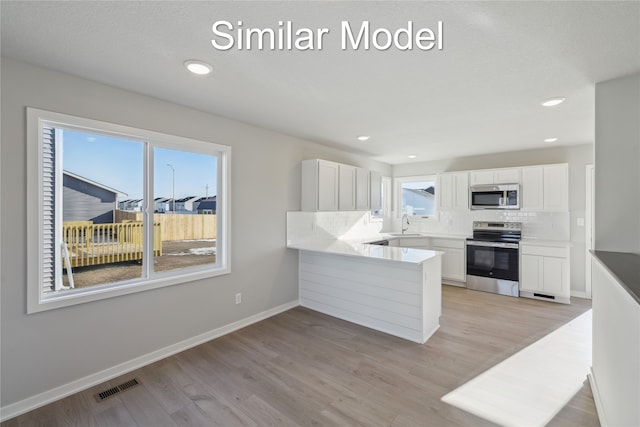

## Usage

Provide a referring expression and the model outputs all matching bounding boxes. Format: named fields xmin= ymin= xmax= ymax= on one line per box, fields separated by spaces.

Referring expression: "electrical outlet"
xmin=577 ymin=218 xmax=585 ymax=227
xmin=235 ymin=293 xmax=242 ymax=304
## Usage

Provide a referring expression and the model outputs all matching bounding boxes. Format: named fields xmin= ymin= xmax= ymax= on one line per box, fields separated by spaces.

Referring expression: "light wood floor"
xmin=2 ymin=286 xmax=599 ymax=426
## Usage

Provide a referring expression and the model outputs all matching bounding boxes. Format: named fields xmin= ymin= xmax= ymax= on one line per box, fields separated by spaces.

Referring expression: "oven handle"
xmin=467 ymin=241 xmax=519 ymax=249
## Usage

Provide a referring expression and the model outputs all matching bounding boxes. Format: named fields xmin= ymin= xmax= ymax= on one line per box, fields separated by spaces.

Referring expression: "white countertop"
xmin=380 ymin=232 xmax=470 ymax=240
xmin=287 ymin=239 xmax=443 ymax=264
xmin=520 ymin=238 xmax=573 ymax=247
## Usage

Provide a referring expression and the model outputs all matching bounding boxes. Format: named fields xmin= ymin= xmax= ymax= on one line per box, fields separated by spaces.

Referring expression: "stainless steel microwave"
xmin=470 ymin=184 xmax=520 ymax=210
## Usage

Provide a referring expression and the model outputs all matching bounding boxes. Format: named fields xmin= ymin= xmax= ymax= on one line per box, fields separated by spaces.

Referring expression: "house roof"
xmin=63 ymin=170 xmax=127 ymax=197
xmin=175 ymin=196 xmax=198 ymax=203
xmin=404 ymin=187 xmax=435 ymax=197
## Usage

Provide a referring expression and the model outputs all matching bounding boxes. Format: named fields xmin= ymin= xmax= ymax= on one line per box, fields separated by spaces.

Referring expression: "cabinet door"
xmin=434 ymin=247 xmax=450 ymax=279
xmin=470 ymin=170 xmax=495 ymax=185
xmin=447 ymin=248 xmax=466 ymax=281
xmin=355 ymin=167 xmax=370 ymax=210
xmin=453 ymin=172 xmax=469 ymax=210
xmin=338 ymin=164 xmax=356 ymax=210
xmin=439 ymin=174 xmax=454 ymax=210
xmin=520 ymin=254 xmax=543 ymax=292
xmin=543 ymin=165 xmax=569 ymax=211
xmin=543 ymin=257 xmax=567 ymax=296
xmin=370 ymin=171 xmax=382 ymax=211
xmin=494 ymin=168 xmax=521 ymax=184
xmin=317 ymin=161 xmax=339 ymax=211
xmin=521 ymin=167 xmax=544 ymax=211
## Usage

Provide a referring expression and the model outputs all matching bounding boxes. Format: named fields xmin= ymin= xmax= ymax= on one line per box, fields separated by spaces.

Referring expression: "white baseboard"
xmin=588 ymin=369 xmax=606 ymax=426
xmin=0 ymin=299 xmax=299 ymax=422
xmin=571 ymin=290 xmax=589 ymax=299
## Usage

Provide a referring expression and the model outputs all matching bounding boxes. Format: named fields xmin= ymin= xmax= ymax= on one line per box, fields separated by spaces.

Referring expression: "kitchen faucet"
xmin=402 ymin=214 xmax=410 ymax=234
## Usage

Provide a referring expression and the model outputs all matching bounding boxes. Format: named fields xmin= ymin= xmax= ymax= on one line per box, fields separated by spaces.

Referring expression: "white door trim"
xmin=585 ymin=164 xmax=594 ymax=299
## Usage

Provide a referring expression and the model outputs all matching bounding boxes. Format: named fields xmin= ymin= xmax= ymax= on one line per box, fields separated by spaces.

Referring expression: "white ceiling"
xmin=2 ymin=1 xmax=639 ymax=165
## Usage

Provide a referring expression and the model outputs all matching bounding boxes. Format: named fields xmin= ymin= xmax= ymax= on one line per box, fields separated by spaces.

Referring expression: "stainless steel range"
xmin=466 ymin=221 xmax=521 ymax=297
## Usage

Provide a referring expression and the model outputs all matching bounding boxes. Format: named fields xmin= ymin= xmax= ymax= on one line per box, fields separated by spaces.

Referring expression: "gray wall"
xmin=63 ymin=174 xmax=115 ymax=224
xmin=393 ymin=144 xmax=594 ymax=294
xmin=0 ymin=58 xmax=391 ymax=408
xmin=594 ymin=73 xmax=640 ymax=253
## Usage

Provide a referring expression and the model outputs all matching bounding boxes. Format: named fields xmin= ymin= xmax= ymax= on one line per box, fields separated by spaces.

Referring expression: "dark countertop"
xmin=591 ymin=251 xmax=640 ymax=305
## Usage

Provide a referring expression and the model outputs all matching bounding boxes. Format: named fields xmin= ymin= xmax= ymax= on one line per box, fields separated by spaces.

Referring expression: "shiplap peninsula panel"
xmin=299 ymin=251 xmax=441 ymax=344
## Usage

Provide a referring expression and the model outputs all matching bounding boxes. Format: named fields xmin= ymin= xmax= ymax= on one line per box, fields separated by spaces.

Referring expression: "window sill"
xmin=28 ymin=266 xmax=230 ymax=314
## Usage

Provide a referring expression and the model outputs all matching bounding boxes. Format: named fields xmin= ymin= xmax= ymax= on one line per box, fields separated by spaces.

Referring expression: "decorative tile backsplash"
xmin=287 ymin=208 xmax=570 ymax=243
xmin=287 ymin=211 xmax=383 ymax=243
xmin=405 ymin=209 xmax=570 ymax=240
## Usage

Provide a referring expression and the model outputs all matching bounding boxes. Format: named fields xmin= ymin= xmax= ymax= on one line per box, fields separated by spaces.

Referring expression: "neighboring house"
xmin=402 ymin=186 xmax=435 ymax=216
xmin=154 ymin=197 xmax=171 ymax=213
xmin=119 ymin=199 xmax=143 ymax=212
xmin=63 ymin=171 xmax=126 ymax=224
xmin=174 ymin=196 xmax=199 ymax=212
xmin=196 ymin=196 xmax=217 ymax=214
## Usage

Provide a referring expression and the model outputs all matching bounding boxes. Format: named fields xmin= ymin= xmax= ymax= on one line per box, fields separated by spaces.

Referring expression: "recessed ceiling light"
xmin=357 ymin=135 xmax=370 ymax=141
xmin=544 ymin=137 xmax=559 ymax=143
xmin=541 ymin=97 xmax=565 ymax=107
xmin=408 ymin=155 xmax=417 ymax=159
xmin=184 ymin=60 xmax=213 ymax=75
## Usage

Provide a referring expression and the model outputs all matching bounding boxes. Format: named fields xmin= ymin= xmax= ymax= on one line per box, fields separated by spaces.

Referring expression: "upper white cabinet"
xmin=470 ymin=167 xmax=521 ymax=185
xmin=439 ymin=172 xmax=469 ymax=211
xmin=302 ymin=159 xmax=379 ymax=211
xmin=338 ymin=164 xmax=356 ymax=210
xmin=355 ymin=167 xmax=370 ymax=210
xmin=543 ymin=164 xmax=569 ymax=211
xmin=369 ymin=171 xmax=382 ymax=211
xmin=302 ymin=159 xmax=339 ymax=211
xmin=521 ymin=164 xmax=569 ymax=212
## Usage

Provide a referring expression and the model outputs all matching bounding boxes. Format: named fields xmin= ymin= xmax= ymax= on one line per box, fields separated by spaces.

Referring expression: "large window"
xmin=395 ymin=175 xmax=438 ymax=218
xmin=27 ymin=108 xmax=231 ymax=313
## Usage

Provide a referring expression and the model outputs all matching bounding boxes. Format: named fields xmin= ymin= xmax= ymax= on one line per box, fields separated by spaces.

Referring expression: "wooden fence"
xmin=115 ymin=210 xmax=217 ymax=241
xmin=62 ymin=221 xmax=162 ymax=268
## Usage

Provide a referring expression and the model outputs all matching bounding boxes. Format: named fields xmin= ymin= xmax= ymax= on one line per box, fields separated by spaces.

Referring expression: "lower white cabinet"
xmin=392 ymin=237 xmax=465 ymax=283
xmin=520 ymin=243 xmax=570 ymax=303
xmin=432 ymin=238 xmax=465 ymax=283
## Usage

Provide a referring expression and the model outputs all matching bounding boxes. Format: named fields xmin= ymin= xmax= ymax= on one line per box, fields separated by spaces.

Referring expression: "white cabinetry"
xmin=470 ymin=168 xmax=521 ymax=185
xmin=520 ymin=243 xmax=570 ymax=303
xmin=432 ymin=238 xmax=466 ymax=283
xmin=302 ymin=159 xmax=339 ymax=211
xmin=439 ymin=172 xmax=469 ymax=211
xmin=302 ymin=159 xmax=378 ymax=212
xmin=355 ymin=167 xmax=370 ymax=210
xmin=521 ymin=164 xmax=569 ymax=212
xmin=338 ymin=164 xmax=356 ymax=210
xmin=389 ymin=236 xmax=465 ymax=284
xmin=543 ymin=164 xmax=569 ymax=211
xmin=369 ymin=171 xmax=382 ymax=211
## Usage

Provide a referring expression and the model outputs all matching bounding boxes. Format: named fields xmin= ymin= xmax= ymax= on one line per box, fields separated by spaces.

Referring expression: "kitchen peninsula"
xmin=287 ymin=237 xmax=443 ymax=344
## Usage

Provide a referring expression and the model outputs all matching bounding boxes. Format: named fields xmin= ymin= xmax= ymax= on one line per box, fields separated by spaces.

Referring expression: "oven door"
xmin=466 ymin=241 xmax=519 ymax=281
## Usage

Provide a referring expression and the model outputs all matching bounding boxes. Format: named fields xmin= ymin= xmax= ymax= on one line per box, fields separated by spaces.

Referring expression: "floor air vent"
xmin=95 ymin=378 xmax=141 ymax=402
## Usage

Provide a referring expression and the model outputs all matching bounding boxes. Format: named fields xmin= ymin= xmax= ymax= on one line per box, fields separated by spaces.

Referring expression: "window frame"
xmin=27 ymin=108 xmax=231 ymax=313
xmin=394 ymin=175 xmax=439 ymax=221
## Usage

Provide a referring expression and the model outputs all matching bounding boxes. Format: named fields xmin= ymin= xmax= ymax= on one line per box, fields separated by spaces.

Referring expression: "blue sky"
xmin=62 ymin=130 xmax=217 ymax=200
